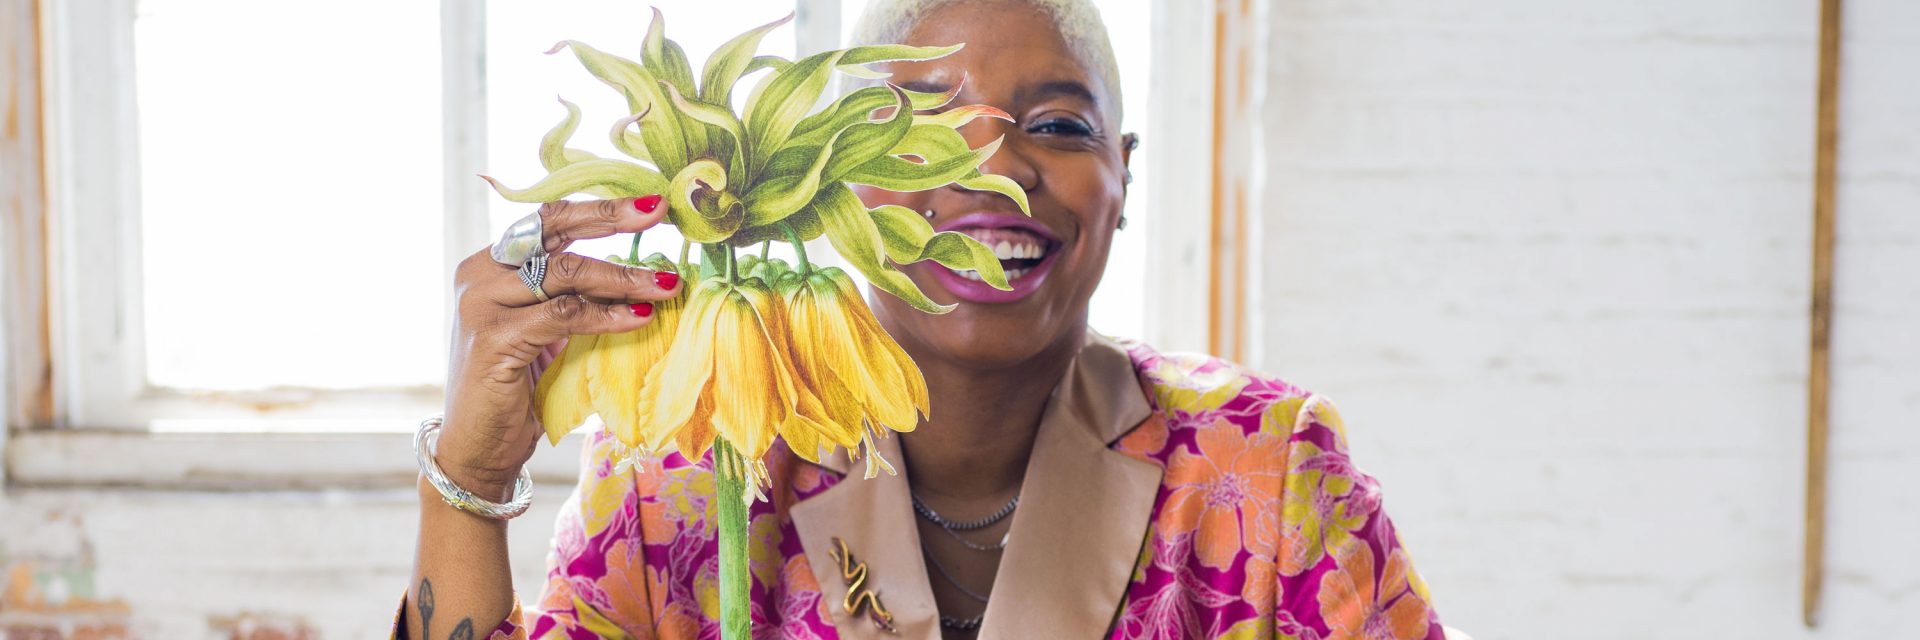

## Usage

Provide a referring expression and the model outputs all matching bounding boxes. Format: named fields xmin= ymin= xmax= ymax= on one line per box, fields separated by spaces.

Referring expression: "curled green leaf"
xmin=743 ymin=50 xmax=847 ymax=179
xmin=482 ymin=159 xmax=667 ymax=203
xmin=643 ymin=8 xmax=697 ymax=96
xmin=869 ymin=205 xmax=1010 ymax=289
xmin=815 ymin=184 xmax=951 ymax=313
xmin=667 ymin=159 xmax=743 ymax=242
xmin=701 ymin=13 xmax=794 ymax=106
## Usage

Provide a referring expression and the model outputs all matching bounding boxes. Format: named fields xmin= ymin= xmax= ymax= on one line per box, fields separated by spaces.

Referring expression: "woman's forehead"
xmin=888 ymin=4 xmax=1112 ymax=113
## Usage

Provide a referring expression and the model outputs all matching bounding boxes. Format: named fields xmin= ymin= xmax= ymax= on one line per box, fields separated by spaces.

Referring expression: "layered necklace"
xmin=911 ymin=492 xmax=1019 ymax=632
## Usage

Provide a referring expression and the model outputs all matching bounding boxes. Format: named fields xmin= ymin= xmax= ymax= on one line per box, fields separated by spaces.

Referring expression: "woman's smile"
xmin=930 ymin=212 xmax=1064 ymax=303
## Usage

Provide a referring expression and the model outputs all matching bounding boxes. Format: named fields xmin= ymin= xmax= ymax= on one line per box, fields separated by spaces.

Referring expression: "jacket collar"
xmin=791 ymin=333 xmax=1161 ymax=639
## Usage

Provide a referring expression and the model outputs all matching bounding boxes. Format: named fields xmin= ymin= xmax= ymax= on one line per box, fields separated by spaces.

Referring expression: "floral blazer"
xmin=396 ymin=334 xmax=1445 ymax=639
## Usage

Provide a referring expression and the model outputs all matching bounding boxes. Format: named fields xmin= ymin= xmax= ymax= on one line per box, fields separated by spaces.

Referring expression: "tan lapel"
xmin=793 ymin=431 xmax=942 ymax=640
xmin=791 ymin=333 xmax=1161 ymax=639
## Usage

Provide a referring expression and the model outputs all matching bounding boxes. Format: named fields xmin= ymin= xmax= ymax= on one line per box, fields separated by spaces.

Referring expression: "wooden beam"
xmin=1804 ymin=0 xmax=1843 ymax=627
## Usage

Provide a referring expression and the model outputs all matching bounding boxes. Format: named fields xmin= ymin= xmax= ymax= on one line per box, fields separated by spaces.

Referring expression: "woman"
xmin=399 ymin=0 xmax=1447 ymax=638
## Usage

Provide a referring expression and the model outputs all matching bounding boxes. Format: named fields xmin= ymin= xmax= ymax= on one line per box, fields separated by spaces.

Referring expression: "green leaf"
xmin=548 ymin=40 xmax=690 ymax=175
xmin=642 ymin=8 xmax=697 ymax=96
xmin=956 ymin=172 xmax=1031 ymax=216
xmin=539 ymin=97 xmax=588 ymax=172
xmin=729 ymin=210 xmax=823 ymax=247
xmin=869 ymin=205 xmax=1009 ymax=289
xmin=843 ymin=136 xmax=1002 ymax=192
xmin=742 ymin=127 xmax=847 ymax=227
xmin=745 ymin=55 xmax=791 ymax=76
xmin=665 ymin=83 xmax=748 ymax=177
xmin=608 ymin=109 xmax=652 ymax=163
xmin=814 ymin=184 xmax=952 ymax=313
xmin=788 ymin=83 xmax=960 ymax=151
xmin=743 ymin=50 xmax=847 ymax=179
xmin=822 ymin=86 xmax=914 ymax=182
xmin=666 ymin=159 xmax=743 ymax=242
xmin=700 ymin=13 xmax=794 ymax=106
xmin=912 ymin=103 xmax=1013 ymax=129
xmin=840 ymin=43 xmax=965 ymax=66
xmin=481 ymin=159 xmax=667 ymax=203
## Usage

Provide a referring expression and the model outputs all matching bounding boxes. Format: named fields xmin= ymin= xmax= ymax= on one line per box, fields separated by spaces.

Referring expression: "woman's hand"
xmin=437 ymin=195 xmax=677 ymax=498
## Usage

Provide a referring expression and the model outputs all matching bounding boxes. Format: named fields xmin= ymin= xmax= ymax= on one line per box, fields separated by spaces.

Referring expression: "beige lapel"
xmin=792 ymin=333 xmax=1161 ymax=639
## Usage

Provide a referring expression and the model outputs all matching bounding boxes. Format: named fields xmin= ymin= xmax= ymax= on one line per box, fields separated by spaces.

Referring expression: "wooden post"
xmin=1804 ymin=0 xmax=1843 ymax=627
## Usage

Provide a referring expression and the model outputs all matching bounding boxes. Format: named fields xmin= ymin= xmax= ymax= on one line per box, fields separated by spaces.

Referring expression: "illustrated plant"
xmin=486 ymin=10 xmax=1027 ymax=638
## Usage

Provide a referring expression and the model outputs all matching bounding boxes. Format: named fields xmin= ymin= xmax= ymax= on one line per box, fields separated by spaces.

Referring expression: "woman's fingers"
xmin=538 ymin=195 xmax=666 ymax=254
xmin=493 ymin=294 xmax=657 ymax=357
xmin=487 ymin=252 xmax=682 ymax=306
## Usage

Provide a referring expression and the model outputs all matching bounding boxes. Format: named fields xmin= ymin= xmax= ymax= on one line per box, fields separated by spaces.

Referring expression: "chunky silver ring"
xmin=519 ymin=253 xmax=551 ymax=302
xmin=490 ymin=211 xmax=545 ymax=267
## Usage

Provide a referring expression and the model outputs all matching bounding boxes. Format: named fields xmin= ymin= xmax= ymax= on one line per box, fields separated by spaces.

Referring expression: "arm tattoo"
xmin=417 ymin=577 xmax=436 ymax=640
xmin=449 ymin=618 xmax=475 ymax=640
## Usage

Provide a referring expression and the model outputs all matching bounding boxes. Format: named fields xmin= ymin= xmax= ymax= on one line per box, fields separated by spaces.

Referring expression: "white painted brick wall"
xmin=1255 ymin=1 xmax=1917 ymax=638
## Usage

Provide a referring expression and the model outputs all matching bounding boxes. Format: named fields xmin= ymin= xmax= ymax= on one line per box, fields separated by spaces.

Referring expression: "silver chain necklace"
xmin=911 ymin=493 xmax=1019 ymax=530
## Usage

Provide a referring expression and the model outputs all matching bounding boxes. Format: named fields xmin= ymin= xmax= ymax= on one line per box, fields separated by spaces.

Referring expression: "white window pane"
xmin=485 ymin=1 xmax=800 ymax=266
xmin=1085 ymin=0 xmax=1150 ymax=340
xmin=134 ymin=0 xmax=445 ymax=391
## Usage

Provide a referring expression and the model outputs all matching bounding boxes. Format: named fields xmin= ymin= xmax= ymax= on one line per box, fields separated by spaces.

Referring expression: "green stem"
xmin=780 ymin=223 xmax=810 ymax=271
xmin=759 ymin=240 xmax=771 ymax=261
xmin=678 ymin=240 xmax=693 ymax=275
xmin=726 ymin=245 xmax=739 ymax=283
xmin=629 ymin=232 xmax=644 ymax=264
xmin=713 ymin=440 xmax=752 ymax=640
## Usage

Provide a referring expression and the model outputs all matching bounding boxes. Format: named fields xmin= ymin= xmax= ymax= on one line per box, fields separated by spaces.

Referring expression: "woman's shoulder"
xmin=1109 ymin=338 xmax=1354 ymax=463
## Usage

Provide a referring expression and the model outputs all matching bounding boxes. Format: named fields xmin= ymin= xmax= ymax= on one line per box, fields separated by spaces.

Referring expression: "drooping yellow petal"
xmin=535 ymin=334 xmax=598 ymax=444
xmin=708 ymin=280 xmax=797 ymax=462
xmin=640 ymin=279 xmax=729 ymax=454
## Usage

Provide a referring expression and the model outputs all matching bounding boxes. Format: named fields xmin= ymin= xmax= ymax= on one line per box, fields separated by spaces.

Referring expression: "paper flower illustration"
xmin=489 ymin=9 xmax=1027 ymax=638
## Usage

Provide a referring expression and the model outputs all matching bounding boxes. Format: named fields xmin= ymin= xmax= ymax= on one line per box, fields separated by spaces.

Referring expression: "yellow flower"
xmin=638 ymin=276 xmax=841 ymax=480
xmin=534 ymin=256 xmax=683 ymax=448
xmin=777 ymin=266 xmax=928 ymax=478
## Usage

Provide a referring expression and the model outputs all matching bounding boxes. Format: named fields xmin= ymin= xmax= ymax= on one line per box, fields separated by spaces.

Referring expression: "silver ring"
xmin=519 ymin=253 xmax=551 ymax=302
xmin=490 ymin=211 xmax=546 ymax=266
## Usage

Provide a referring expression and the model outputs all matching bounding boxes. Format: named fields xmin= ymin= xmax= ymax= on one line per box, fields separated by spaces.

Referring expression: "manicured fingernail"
xmin=630 ymin=303 xmax=654 ymax=318
xmin=653 ymin=271 xmax=679 ymax=290
xmin=634 ymin=194 xmax=663 ymax=214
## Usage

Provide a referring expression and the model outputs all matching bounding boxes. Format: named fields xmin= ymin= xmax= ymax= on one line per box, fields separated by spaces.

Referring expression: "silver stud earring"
xmin=1118 ymin=215 xmax=1128 ymax=231
xmin=922 ymin=209 xmax=936 ymax=219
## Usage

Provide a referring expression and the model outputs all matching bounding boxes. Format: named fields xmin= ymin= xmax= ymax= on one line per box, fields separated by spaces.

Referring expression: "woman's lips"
xmin=930 ymin=213 xmax=1061 ymax=304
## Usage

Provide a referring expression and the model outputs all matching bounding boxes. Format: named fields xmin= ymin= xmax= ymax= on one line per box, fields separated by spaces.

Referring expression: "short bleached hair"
xmin=845 ymin=0 xmax=1124 ymax=124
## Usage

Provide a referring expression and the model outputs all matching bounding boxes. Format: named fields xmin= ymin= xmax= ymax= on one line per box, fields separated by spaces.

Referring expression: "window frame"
xmin=10 ymin=0 xmax=1222 ymax=489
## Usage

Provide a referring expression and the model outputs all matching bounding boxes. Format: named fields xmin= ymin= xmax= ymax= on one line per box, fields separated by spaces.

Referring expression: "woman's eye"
xmin=1030 ymin=119 xmax=1092 ymax=137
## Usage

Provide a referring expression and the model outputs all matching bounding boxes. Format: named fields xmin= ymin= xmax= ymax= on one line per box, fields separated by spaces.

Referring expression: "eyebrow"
xmin=895 ymin=79 xmax=1102 ymax=110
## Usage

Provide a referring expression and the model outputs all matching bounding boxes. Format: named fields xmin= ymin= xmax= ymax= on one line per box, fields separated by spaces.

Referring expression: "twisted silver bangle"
xmin=414 ymin=415 xmax=533 ymax=520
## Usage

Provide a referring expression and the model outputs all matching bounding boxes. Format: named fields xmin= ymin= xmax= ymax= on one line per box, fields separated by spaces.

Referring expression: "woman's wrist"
xmin=430 ymin=422 xmax=527 ymax=501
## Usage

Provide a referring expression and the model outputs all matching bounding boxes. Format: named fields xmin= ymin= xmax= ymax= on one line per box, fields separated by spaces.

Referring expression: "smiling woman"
xmin=396 ymin=1 xmax=1448 ymax=639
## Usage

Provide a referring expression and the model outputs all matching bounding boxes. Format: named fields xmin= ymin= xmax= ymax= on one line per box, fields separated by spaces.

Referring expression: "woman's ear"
xmin=1121 ymin=132 xmax=1140 ymax=184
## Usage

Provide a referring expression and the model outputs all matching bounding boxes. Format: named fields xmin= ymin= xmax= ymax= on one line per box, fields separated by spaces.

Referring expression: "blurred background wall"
xmin=1250 ymin=1 xmax=1918 ymax=638
xmin=2 ymin=0 xmax=1915 ymax=638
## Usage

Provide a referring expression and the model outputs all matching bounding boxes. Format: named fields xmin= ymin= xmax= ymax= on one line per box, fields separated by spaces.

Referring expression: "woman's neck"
xmin=898 ymin=326 xmax=1085 ymax=502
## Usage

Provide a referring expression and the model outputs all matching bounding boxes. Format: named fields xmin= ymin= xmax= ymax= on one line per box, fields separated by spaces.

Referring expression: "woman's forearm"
xmin=405 ymin=475 xmax=517 ymax=640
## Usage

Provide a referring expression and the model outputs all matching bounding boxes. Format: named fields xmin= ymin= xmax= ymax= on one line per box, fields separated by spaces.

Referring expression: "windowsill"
xmin=3 ymin=426 xmax=585 ymax=491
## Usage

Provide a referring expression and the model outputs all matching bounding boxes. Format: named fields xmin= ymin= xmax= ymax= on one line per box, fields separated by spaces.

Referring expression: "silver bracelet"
xmin=414 ymin=415 xmax=533 ymax=520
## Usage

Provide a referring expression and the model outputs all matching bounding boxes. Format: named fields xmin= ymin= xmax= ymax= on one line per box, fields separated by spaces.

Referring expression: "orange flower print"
xmin=1116 ymin=414 xmax=1171 ymax=461
xmin=1158 ymin=418 xmax=1288 ymax=569
xmin=594 ymin=538 xmax=662 ymax=633
xmin=1277 ymin=440 xmax=1373 ymax=576
xmin=1317 ymin=541 xmax=1433 ymax=640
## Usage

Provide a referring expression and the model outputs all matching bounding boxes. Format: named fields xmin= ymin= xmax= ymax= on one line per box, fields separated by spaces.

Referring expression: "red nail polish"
xmin=630 ymin=303 xmax=654 ymax=318
xmin=654 ymin=271 xmax=679 ymax=290
xmin=634 ymin=194 xmax=664 ymax=213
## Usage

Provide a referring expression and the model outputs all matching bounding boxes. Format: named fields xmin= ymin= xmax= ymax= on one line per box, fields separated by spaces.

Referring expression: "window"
xmin=27 ymin=0 xmax=1206 ymax=485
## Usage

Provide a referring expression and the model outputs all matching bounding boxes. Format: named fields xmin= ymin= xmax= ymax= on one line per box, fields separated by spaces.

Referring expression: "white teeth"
xmin=993 ymin=241 xmax=1016 ymax=260
xmin=956 ymin=269 xmax=983 ymax=281
xmin=1007 ymin=267 xmax=1030 ymax=280
xmin=1021 ymin=243 xmax=1042 ymax=259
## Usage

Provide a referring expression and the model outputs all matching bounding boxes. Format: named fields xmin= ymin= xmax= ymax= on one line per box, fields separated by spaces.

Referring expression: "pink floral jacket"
xmin=396 ymin=334 xmax=1444 ymax=639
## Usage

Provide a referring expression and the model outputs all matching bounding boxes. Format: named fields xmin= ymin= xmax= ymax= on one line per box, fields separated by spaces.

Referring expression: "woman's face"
xmin=856 ymin=0 xmax=1132 ymax=370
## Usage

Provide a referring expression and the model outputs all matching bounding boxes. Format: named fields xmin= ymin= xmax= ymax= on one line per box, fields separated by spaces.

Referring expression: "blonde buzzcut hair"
xmin=844 ymin=0 xmax=1124 ymax=124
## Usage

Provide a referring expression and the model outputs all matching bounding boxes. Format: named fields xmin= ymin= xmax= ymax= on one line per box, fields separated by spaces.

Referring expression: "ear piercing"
xmin=922 ymin=209 xmax=936 ymax=219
